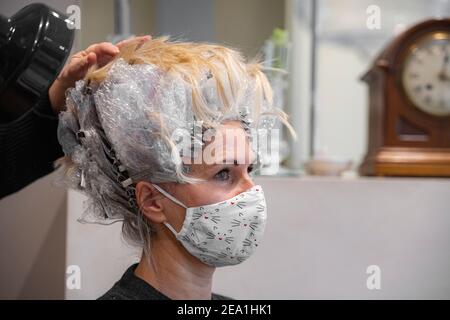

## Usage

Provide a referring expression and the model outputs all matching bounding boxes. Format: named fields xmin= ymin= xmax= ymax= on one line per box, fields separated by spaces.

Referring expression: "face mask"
xmin=151 ymin=184 xmax=267 ymax=267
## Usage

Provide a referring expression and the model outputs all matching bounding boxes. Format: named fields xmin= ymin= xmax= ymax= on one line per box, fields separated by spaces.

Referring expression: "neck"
xmin=134 ymin=229 xmax=215 ymax=300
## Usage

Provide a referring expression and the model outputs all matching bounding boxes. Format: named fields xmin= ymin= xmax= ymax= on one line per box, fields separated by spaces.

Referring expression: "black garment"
xmin=0 ymin=93 xmax=63 ymax=198
xmin=98 ymin=263 xmax=232 ymax=300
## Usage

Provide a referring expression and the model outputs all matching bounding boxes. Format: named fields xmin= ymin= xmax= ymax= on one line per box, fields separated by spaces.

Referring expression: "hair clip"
xmin=82 ymin=80 xmax=93 ymax=95
xmin=128 ymin=198 xmax=138 ymax=210
xmin=121 ymin=177 xmax=133 ymax=188
xmin=76 ymin=131 xmax=85 ymax=139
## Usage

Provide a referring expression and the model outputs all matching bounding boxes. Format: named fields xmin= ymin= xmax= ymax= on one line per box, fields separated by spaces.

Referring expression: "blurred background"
xmin=1 ymin=0 xmax=450 ymax=299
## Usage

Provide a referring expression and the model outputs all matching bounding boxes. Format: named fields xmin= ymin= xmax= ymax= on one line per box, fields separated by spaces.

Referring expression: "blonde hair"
xmin=57 ymin=37 xmax=295 ymax=255
xmin=85 ymin=36 xmax=295 ymax=134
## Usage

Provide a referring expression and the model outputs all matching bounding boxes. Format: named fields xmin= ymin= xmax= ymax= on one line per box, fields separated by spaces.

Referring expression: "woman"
xmin=57 ymin=37 xmax=295 ymax=300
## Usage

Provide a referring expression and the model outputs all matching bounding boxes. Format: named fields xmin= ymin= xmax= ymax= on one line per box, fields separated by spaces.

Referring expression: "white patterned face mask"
xmin=151 ymin=184 xmax=267 ymax=267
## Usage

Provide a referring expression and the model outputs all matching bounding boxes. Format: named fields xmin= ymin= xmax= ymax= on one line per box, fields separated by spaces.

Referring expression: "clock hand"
xmin=438 ymin=46 xmax=450 ymax=81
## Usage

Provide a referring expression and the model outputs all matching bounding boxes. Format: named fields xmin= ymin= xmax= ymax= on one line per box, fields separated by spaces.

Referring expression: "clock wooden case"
xmin=360 ymin=19 xmax=450 ymax=177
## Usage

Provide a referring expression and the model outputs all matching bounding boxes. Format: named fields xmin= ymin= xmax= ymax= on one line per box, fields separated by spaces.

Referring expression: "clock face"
xmin=401 ymin=34 xmax=450 ymax=117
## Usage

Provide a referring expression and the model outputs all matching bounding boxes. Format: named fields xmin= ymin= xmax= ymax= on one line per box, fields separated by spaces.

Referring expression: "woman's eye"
xmin=247 ymin=164 xmax=254 ymax=173
xmin=214 ymin=169 xmax=230 ymax=181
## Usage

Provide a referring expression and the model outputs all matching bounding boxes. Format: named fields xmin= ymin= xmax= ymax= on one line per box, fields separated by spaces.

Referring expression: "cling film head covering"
xmin=56 ymin=37 xmax=294 ymax=233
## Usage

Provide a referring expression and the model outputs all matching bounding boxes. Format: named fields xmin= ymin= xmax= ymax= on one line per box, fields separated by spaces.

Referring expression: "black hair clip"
xmin=128 ymin=197 xmax=138 ymax=210
xmin=76 ymin=130 xmax=85 ymax=139
xmin=82 ymin=81 xmax=93 ymax=95
xmin=75 ymin=130 xmax=86 ymax=145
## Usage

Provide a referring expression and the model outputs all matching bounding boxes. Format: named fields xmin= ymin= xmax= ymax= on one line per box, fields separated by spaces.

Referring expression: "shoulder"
xmin=97 ymin=263 xmax=234 ymax=300
xmin=212 ymin=293 xmax=234 ymax=300
xmin=97 ymin=284 xmax=133 ymax=300
xmin=97 ymin=263 xmax=170 ymax=300
xmin=97 ymin=264 xmax=141 ymax=300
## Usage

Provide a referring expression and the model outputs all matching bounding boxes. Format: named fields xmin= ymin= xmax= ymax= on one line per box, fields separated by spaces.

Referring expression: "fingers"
xmin=67 ymin=43 xmax=115 ymax=74
xmin=116 ymin=35 xmax=151 ymax=49
xmin=85 ymin=51 xmax=97 ymax=66
xmin=84 ymin=42 xmax=120 ymax=57
xmin=83 ymin=36 xmax=151 ymax=68
xmin=80 ymin=52 xmax=98 ymax=74
xmin=49 ymin=36 xmax=153 ymax=111
xmin=58 ymin=36 xmax=153 ymax=85
xmin=96 ymin=53 xmax=116 ymax=68
xmin=64 ymin=52 xmax=96 ymax=81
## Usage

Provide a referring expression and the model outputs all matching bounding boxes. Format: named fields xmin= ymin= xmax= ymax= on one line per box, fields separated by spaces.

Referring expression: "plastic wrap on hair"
xmin=57 ymin=58 xmax=284 ymax=225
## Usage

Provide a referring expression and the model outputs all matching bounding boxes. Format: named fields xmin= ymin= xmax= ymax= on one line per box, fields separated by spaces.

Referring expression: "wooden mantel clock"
xmin=360 ymin=19 xmax=450 ymax=177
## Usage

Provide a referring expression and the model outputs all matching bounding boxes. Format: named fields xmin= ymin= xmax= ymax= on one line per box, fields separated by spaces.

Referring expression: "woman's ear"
xmin=135 ymin=181 xmax=166 ymax=224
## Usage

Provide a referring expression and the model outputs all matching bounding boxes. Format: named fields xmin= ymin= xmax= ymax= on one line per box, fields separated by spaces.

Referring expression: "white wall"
xmin=65 ymin=190 xmax=140 ymax=299
xmin=66 ymin=176 xmax=450 ymax=299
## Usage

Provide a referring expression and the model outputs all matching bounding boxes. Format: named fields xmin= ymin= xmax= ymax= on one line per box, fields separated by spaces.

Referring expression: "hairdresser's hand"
xmin=48 ymin=35 xmax=151 ymax=113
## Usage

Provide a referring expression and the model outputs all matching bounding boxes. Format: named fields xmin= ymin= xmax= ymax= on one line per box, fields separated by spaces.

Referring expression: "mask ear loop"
xmin=151 ymin=184 xmax=188 ymax=208
xmin=151 ymin=184 xmax=188 ymax=236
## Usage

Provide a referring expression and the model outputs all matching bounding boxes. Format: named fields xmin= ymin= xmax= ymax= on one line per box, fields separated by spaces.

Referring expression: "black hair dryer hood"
xmin=0 ymin=3 xmax=74 ymax=123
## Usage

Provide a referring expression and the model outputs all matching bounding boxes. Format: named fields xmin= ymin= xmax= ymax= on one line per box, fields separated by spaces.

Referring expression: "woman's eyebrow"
xmin=222 ymin=159 xmax=239 ymax=165
xmin=203 ymin=158 xmax=257 ymax=174
xmin=217 ymin=158 xmax=257 ymax=166
xmin=204 ymin=159 xmax=237 ymax=170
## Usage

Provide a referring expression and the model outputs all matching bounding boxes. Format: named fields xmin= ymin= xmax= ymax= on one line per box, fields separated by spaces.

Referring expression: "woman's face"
xmin=160 ymin=120 xmax=256 ymax=232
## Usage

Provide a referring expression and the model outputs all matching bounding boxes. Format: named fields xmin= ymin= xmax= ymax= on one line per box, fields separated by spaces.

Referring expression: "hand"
xmin=48 ymin=35 xmax=151 ymax=113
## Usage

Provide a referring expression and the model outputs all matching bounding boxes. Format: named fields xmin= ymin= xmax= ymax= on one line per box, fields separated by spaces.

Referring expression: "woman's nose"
xmin=238 ymin=171 xmax=255 ymax=192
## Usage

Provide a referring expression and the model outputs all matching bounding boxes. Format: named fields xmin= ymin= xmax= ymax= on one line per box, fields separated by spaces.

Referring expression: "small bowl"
xmin=304 ymin=158 xmax=353 ymax=176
